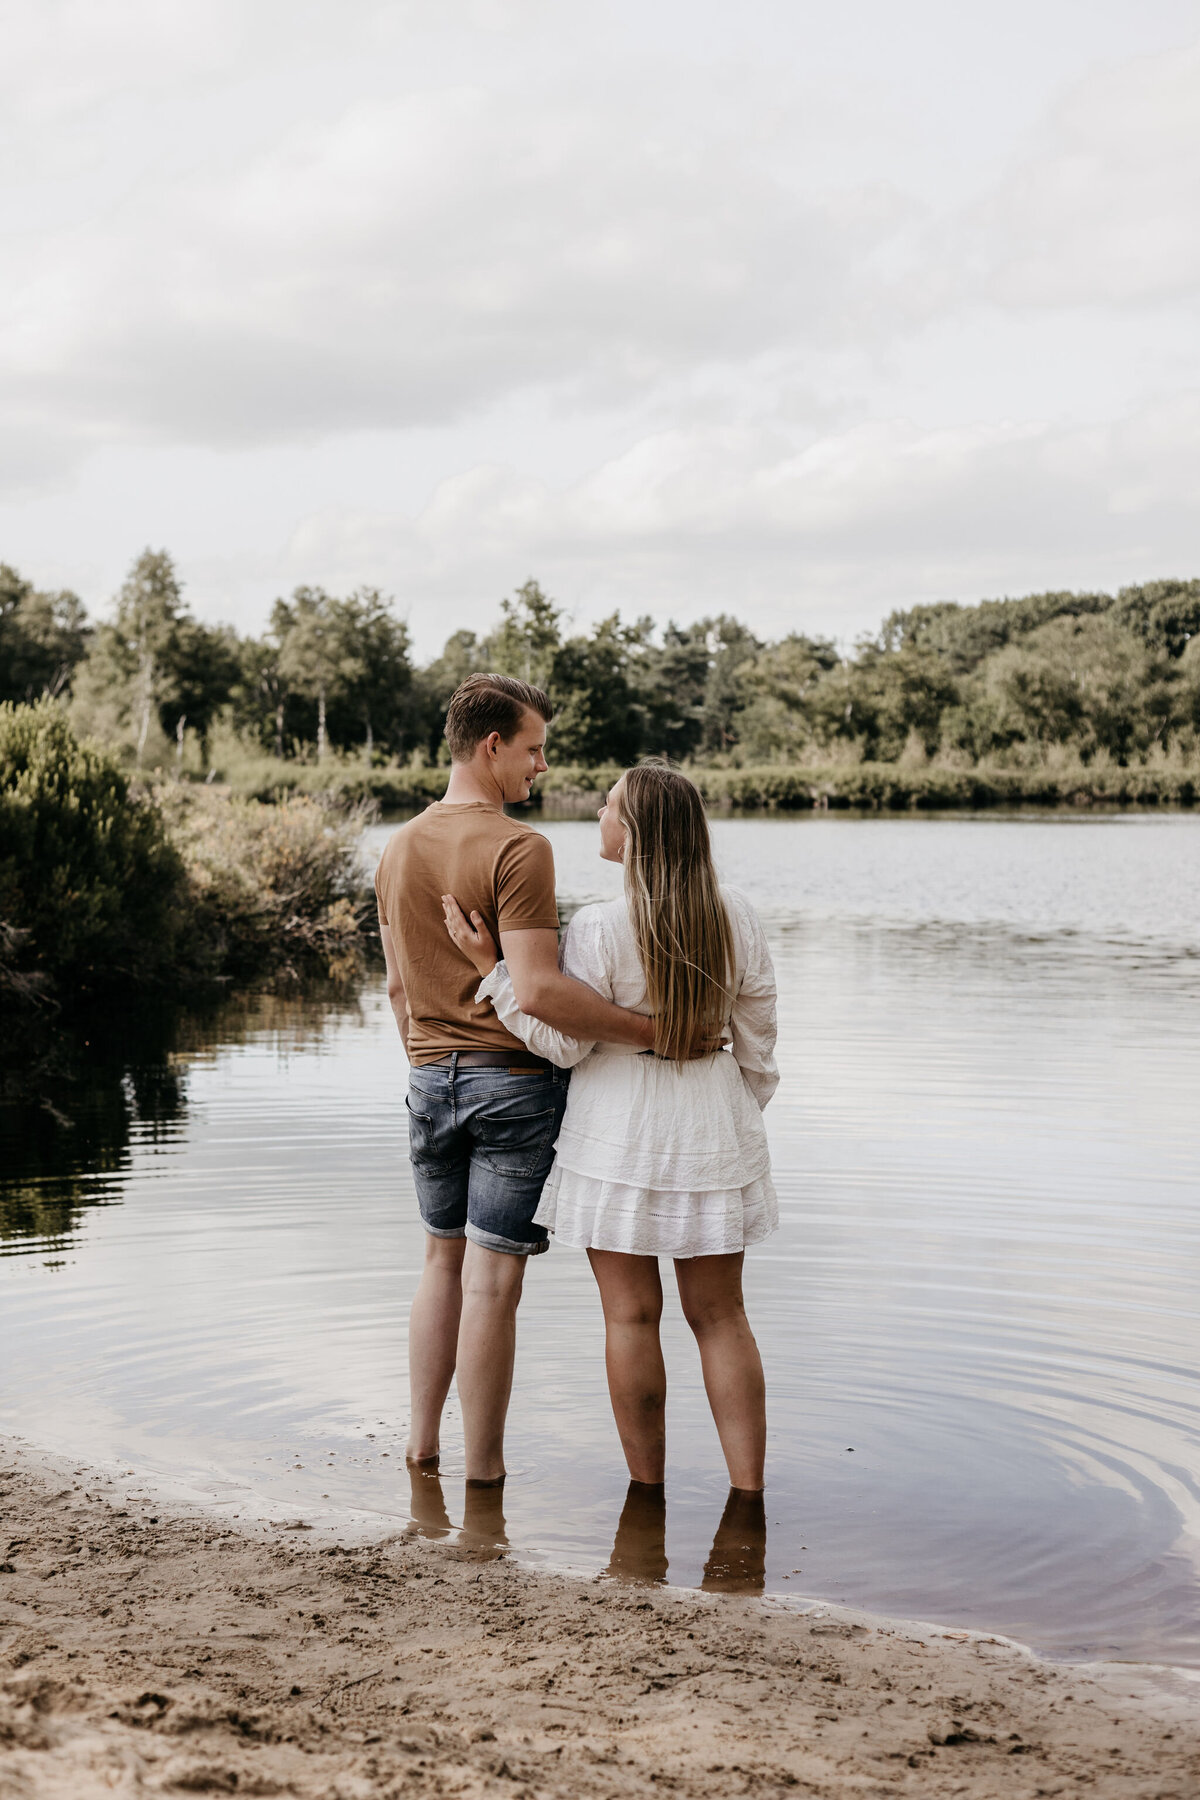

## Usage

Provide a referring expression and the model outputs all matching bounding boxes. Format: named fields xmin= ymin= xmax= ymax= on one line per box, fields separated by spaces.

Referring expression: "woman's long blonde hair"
xmin=617 ymin=761 xmax=734 ymax=1061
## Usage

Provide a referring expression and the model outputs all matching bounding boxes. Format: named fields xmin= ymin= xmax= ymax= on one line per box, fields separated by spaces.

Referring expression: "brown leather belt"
xmin=426 ymin=1050 xmax=553 ymax=1073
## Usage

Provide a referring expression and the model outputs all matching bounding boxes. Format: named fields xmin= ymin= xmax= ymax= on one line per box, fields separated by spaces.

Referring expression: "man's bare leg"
xmin=455 ymin=1242 xmax=528 ymax=1483
xmin=407 ymin=1235 xmax=467 ymax=1463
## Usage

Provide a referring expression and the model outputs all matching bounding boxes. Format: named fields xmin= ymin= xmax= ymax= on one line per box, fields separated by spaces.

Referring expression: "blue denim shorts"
xmin=405 ymin=1058 xmax=569 ymax=1256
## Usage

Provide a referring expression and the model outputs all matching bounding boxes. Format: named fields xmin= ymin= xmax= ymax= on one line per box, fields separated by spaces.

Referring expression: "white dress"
xmin=475 ymin=885 xmax=779 ymax=1258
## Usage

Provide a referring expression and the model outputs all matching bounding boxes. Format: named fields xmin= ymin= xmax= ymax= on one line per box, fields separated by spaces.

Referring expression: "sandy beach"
xmin=2 ymin=1439 xmax=1198 ymax=1799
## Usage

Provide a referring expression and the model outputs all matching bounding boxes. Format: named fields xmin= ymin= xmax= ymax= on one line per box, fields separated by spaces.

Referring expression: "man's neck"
xmin=441 ymin=761 xmax=505 ymax=809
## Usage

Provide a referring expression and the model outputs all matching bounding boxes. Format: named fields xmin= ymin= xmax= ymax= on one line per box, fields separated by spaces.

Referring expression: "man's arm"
xmin=500 ymin=928 xmax=654 ymax=1050
xmin=379 ymin=911 xmax=411 ymax=1057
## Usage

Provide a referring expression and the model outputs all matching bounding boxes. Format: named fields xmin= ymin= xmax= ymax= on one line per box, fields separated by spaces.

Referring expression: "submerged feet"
xmin=701 ymin=1486 xmax=767 ymax=1594
xmin=606 ymin=1479 xmax=668 ymax=1585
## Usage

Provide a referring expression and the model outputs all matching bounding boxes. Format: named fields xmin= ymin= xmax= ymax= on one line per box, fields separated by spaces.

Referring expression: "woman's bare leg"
xmin=674 ymin=1252 xmax=766 ymax=1491
xmin=407 ymin=1234 xmax=467 ymax=1463
xmin=587 ymin=1250 xmax=667 ymax=1484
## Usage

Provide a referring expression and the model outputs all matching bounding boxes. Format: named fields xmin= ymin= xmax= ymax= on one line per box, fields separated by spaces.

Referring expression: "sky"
xmin=2 ymin=0 xmax=1198 ymax=659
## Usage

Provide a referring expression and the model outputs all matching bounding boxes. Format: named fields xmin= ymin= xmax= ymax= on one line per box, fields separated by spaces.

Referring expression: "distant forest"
xmin=1 ymin=553 xmax=1198 ymax=775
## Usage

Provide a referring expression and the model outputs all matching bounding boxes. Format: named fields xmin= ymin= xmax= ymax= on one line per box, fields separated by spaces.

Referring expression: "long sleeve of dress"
xmin=726 ymin=892 xmax=780 ymax=1111
xmin=473 ymin=909 xmax=609 ymax=1070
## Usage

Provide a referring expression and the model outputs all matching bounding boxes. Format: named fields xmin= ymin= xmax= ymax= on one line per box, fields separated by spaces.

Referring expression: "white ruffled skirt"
xmin=534 ymin=1164 xmax=779 ymax=1259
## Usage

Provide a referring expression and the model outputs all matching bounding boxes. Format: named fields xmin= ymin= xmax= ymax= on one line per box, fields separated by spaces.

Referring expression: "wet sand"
xmin=2 ymin=1438 xmax=1197 ymax=1799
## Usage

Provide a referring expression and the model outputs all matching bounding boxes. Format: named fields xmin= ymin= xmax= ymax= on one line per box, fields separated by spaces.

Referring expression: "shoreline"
xmin=3 ymin=1436 xmax=1197 ymax=1798
xmin=208 ymin=758 xmax=1200 ymax=815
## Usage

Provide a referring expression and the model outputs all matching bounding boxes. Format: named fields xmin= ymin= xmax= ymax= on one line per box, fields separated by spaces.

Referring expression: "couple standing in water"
xmin=375 ymin=673 xmax=779 ymax=1567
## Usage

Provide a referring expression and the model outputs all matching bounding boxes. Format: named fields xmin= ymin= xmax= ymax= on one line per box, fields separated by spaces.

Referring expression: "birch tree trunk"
xmin=135 ymin=652 xmax=153 ymax=765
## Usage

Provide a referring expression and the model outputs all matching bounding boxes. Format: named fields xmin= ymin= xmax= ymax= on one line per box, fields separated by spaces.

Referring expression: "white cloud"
xmin=260 ymin=391 xmax=1200 ymax=651
xmin=955 ymin=40 xmax=1200 ymax=308
xmin=0 ymin=76 xmax=907 ymax=463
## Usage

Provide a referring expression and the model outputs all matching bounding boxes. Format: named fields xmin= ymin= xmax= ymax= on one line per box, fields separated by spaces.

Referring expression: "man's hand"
xmin=442 ymin=894 xmax=499 ymax=979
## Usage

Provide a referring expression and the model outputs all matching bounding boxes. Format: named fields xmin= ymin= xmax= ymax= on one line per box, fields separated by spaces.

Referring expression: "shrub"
xmin=0 ymin=699 xmax=183 ymax=998
xmin=155 ymin=784 xmax=372 ymax=985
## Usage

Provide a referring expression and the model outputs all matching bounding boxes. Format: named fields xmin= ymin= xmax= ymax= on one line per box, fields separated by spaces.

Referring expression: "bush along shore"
xmin=0 ymin=700 xmax=375 ymax=1019
xmin=208 ymin=751 xmax=1199 ymax=813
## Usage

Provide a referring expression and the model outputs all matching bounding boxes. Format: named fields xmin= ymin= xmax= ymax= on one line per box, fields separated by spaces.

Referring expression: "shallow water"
xmin=3 ymin=815 xmax=1200 ymax=1664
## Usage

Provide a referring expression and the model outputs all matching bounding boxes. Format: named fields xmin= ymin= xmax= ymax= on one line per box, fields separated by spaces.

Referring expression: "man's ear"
xmin=483 ymin=730 xmax=502 ymax=760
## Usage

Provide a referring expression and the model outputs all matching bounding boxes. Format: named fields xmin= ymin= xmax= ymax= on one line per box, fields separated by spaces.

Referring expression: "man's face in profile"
xmin=491 ymin=708 xmax=549 ymax=804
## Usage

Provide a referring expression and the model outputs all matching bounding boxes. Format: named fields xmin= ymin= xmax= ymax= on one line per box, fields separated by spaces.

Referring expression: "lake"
xmin=3 ymin=813 xmax=1199 ymax=1666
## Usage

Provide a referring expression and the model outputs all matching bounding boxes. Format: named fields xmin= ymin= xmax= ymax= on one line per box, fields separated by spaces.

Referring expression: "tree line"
xmin=2 ymin=550 xmax=1199 ymax=772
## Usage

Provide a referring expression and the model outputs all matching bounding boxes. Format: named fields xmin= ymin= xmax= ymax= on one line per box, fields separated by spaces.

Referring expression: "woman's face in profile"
xmin=598 ymin=776 xmax=627 ymax=864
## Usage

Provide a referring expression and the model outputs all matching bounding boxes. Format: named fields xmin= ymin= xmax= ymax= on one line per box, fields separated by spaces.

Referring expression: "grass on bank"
xmin=198 ymin=727 xmax=1200 ymax=813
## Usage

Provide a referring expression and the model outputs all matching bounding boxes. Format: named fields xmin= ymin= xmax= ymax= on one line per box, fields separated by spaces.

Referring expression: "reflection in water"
xmin=408 ymin=1462 xmax=452 ymax=1539
xmin=405 ymin=1467 xmax=510 ymax=1559
xmin=603 ymin=1481 xmax=766 ymax=1595
xmin=701 ymin=1489 xmax=767 ymax=1595
xmin=606 ymin=1481 xmax=669 ymax=1585
xmin=0 ymin=985 xmax=365 ymax=1254
xmin=461 ymin=1481 xmax=509 ymax=1559
xmin=0 ymin=1004 xmax=187 ymax=1252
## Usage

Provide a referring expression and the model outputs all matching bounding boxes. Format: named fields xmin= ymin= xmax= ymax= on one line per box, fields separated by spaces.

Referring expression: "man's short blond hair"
xmin=444 ymin=673 xmax=553 ymax=761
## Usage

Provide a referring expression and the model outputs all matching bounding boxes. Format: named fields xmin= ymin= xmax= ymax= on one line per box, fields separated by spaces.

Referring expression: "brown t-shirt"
xmin=374 ymin=801 xmax=559 ymax=1065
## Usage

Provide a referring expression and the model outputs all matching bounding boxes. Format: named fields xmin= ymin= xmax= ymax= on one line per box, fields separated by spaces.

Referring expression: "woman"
xmin=442 ymin=761 xmax=779 ymax=1492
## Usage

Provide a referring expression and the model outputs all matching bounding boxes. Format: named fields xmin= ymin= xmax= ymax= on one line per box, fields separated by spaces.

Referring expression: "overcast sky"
xmin=3 ymin=0 xmax=1198 ymax=657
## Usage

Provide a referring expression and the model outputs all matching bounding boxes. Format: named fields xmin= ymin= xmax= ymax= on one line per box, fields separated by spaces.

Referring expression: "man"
xmin=375 ymin=672 xmax=655 ymax=1487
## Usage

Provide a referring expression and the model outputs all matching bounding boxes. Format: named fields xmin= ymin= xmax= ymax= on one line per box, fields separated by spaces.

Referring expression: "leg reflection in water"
xmin=407 ymin=1461 xmax=452 ymax=1539
xmin=460 ymin=1479 xmax=509 ymax=1559
xmin=701 ymin=1488 xmax=767 ymax=1594
xmin=605 ymin=1480 xmax=668 ymax=1585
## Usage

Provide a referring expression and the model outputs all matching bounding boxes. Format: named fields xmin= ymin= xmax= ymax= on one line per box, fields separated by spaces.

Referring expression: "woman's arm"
xmin=726 ymin=894 xmax=779 ymax=1110
xmin=476 ymin=958 xmax=596 ymax=1068
xmin=442 ymin=898 xmax=601 ymax=1068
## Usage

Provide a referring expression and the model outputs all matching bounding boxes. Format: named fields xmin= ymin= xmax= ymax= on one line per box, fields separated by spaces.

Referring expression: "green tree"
xmin=325 ymin=589 xmax=416 ymax=755
xmin=881 ymin=590 xmax=1111 ymax=672
xmin=834 ymin=639 xmax=961 ymax=760
xmin=481 ymin=580 xmax=563 ymax=689
xmin=0 ymin=565 xmax=90 ymax=704
xmin=549 ymin=616 xmax=643 ymax=764
xmin=416 ymin=628 xmax=481 ymax=762
xmin=983 ymin=614 xmax=1170 ymax=761
xmin=628 ymin=620 xmax=710 ymax=760
xmin=159 ymin=619 xmax=242 ymax=766
xmin=110 ymin=549 xmax=187 ymax=763
xmin=734 ymin=633 xmax=841 ymax=760
xmin=697 ymin=616 xmax=763 ymax=755
xmin=1111 ymin=579 xmax=1200 ymax=659
xmin=273 ymin=587 xmax=358 ymax=760
xmin=234 ymin=636 xmax=292 ymax=759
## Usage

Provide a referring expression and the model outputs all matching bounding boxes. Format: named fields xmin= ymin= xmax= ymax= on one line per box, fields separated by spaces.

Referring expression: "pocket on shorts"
xmin=405 ymin=1091 xmax=443 ymax=1166
xmin=472 ymin=1087 xmax=562 ymax=1180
